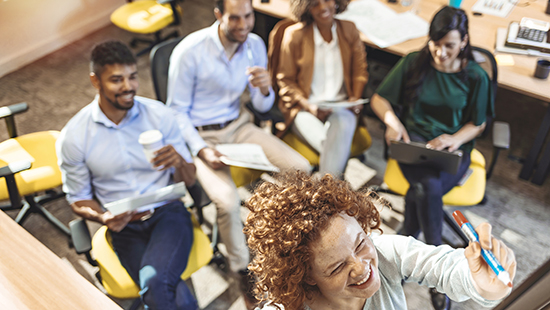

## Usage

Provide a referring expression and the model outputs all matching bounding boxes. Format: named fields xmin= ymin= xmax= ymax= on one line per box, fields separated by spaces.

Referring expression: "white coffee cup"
xmin=138 ymin=130 xmax=164 ymax=163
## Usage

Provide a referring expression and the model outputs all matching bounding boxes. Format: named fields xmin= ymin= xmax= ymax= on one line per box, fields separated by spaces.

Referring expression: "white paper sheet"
xmin=471 ymin=0 xmax=516 ymax=18
xmin=312 ymin=98 xmax=370 ymax=109
xmin=216 ymin=143 xmax=279 ymax=172
xmin=337 ymin=0 xmax=429 ymax=48
xmin=105 ymin=182 xmax=187 ymax=216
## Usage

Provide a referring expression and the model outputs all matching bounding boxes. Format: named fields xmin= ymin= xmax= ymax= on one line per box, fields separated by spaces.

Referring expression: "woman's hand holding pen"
xmin=465 ymin=223 xmax=517 ymax=301
xmin=246 ymin=66 xmax=271 ymax=96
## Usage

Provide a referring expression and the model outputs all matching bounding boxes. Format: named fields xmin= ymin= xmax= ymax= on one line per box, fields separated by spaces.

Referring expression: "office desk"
xmin=253 ymin=0 xmax=550 ymax=184
xmin=0 ymin=211 xmax=122 ymax=310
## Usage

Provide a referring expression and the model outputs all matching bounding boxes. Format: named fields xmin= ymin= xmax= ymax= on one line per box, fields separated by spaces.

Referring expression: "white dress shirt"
xmin=167 ymin=21 xmax=275 ymax=156
xmin=57 ymin=96 xmax=192 ymax=211
xmin=308 ymin=22 xmax=347 ymax=104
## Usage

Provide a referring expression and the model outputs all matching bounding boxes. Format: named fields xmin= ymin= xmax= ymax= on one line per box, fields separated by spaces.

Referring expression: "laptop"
xmin=389 ymin=140 xmax=463 ymax=175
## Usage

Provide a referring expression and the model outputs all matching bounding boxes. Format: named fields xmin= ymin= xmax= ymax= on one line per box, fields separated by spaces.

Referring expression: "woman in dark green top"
xmin=371 ymin=7 xmax=493 ymax=310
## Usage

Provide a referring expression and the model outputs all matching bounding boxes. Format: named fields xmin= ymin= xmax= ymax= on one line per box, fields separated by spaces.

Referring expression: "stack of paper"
xmin=337 ymin=0 xmax=429 ymax=48
xmin=312 ymin=98 xmax=370 ymax=109
xmin=216 ymin=143 xmax=279 ymax=172
xmin=105 ymin=182 xmax=187 ymax=216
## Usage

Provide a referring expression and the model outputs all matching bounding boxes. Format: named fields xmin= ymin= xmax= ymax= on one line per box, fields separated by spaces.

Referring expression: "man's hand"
xmin=246 ymin=66 xmax=271 ymax=96
xmin=426 ymin=134 xmax=461 ymax=152
xmin=101 ymin=211 xmax=136 ymax=233
xmin=198 ymin=147 xmax=227 ymax=170
xmin=152 ymin=144 xmax=185 ymax=171
xmin=465 ymin=223 xmax=516 ymax=300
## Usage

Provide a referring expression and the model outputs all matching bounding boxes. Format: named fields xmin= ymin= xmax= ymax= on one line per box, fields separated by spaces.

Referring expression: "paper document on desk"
xmin=337 ymin=0 xmax=428 ymax=48
xmin=471 ymin=0 xmax=515 ymax=18
xmin=216 ymin=143 xmax=279 ymax=172
xmin=495 ymin=28 xmax=550 ymax=57
xmin=313 ymin=98 xmax=370 ymax=109
xmin=105 ymin=182 xmax=186 ymax=216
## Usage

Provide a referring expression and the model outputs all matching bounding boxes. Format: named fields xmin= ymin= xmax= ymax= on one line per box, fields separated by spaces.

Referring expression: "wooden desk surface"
xmin=253 ymin=0 xmax=550 ymax=102
xmin=0 ymin=211 xmax=122 ymax=310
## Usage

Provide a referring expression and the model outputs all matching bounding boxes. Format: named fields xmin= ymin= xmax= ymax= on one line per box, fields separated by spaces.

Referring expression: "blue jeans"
xmin=110 ymin=200 xmax=198 ymax=310
xmin=398 ymin=134 xmax=471 ymax=246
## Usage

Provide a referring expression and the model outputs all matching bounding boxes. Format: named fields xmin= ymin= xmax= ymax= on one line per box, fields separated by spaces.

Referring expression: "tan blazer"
xmin=274 ymin=19 xmax=368 ymax=136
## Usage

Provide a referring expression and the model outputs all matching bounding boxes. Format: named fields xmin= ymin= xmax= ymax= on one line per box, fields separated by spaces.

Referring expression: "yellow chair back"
xmin=111 ymin=1 xmax=182 ymax=34
xmin=0 ymin=131 xmax=61 ymax=200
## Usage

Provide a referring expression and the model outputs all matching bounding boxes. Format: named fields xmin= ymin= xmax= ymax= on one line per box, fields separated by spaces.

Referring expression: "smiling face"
xmin=309 ymin=0 xmax=336 ymax=27
xmin=215 ymin=0 xmax=255 ymax=44
xmin=91 ymin=63 xmax=138 ymax=112
xmin=428 ymin=29 xmax=468 ymax=71
xmin=307 ymin=213 xmax=381 ymax=305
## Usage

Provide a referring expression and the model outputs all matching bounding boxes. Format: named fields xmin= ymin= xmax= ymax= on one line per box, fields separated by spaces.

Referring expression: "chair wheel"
xmin=130 ymin=39 xmax=138 ymax=48
xmin=211 ymin=252 xmax=229 ymax=273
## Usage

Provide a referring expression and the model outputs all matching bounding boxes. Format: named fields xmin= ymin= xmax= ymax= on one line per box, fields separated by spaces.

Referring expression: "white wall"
xmin=0 ymin=0 xmax=122 ymax=78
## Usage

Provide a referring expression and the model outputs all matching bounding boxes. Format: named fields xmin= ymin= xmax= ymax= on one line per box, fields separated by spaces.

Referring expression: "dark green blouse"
xmin=376 ymin=52 xmax=494 ymax=154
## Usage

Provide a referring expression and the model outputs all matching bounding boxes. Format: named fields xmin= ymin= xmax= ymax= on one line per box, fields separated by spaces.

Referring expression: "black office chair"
xmin=0 ymin=102 xmax=70 ymax=236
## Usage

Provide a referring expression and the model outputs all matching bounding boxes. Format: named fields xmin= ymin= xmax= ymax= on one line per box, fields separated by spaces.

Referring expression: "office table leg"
xmin=519 ymin=104 xmax=550 ymax=181
xmin=531 ymin=132 xmax=550 ymax=185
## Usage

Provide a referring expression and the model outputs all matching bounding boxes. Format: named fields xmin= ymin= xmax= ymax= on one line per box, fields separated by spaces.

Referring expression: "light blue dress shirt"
xmin=57 ymin=96 xmax=193 ymax=211
xmin=166 ymin=21 xmax=275 ymax=155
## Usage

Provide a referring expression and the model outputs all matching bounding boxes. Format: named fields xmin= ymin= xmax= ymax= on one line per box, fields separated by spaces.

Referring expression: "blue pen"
xmin=453 ymin=210 xmax=513 ymax=288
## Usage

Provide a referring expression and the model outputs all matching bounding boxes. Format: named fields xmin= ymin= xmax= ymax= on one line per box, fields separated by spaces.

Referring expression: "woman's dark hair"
xmin=290 ymin=0 xmax=350 ymax=24
xmin=404 ymin=6 xmax=474 ymax=106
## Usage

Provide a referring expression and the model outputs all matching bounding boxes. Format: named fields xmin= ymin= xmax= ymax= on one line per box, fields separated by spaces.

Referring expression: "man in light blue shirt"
xmin=57 ymin=41 xmax=198 ymax=310
xmin=166 ymin=0 xmax=310 ymax=305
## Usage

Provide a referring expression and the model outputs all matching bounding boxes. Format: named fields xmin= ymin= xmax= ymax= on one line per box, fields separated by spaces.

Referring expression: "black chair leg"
xmin=14 ymin=195 xmax=71 ymax=236
xmin=128 ymin=298 xmax=142 ymax=310
xmin=443 ymin=211 xmax=469 ymax=246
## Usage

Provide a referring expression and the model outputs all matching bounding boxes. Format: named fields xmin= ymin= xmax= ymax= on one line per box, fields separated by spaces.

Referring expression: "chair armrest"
xmin=245 ymin=101 xmax=279 ymax=122
xmin=69 ymin=218 xmax=92 ymax=255
xmin=0 ymin=161 xmax=32 ymax=178
xmin=492 ymin=121 xmax=510 ymax=149
xmin=0 ymin=102 xmax=28 ymax=119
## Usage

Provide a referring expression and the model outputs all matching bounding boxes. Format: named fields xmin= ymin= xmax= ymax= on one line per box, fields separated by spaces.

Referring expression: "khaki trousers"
xmin=195 ymin=111 xmax=310 ymax=272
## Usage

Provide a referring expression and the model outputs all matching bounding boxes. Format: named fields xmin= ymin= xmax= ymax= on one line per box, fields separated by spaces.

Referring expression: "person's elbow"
xmin=477 ymin=122 xmax=486 ymax=135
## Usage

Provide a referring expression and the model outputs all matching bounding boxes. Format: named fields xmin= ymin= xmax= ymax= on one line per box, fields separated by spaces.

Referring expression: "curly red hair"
xmin=244 ymin=171 xmax=383 ymax=310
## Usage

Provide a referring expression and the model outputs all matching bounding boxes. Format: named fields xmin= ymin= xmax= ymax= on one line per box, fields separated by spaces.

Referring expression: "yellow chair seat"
xmin=383 ymin=149 xmax=486 ymax=206
xmin=0 ymin=131 xmax=61 ymax=200
xmin=111 ymin=1 xmax=181 ymax=34
xmin=92 ymin=215 xmax=213 ymax=299
xmin=230 ymin=166 xmax=264 ymax=188
xmin=282 ymin=125 xmax=372 ymax=167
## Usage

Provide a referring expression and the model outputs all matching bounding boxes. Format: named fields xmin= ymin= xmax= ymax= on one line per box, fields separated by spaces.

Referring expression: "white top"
xmin=308 ymin=22 xmax=347 ymax=104
xmin=258 ymin=235 xmax=503 ymax=310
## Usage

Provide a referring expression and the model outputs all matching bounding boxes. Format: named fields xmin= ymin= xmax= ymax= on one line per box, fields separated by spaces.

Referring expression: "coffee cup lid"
xmin=139 ymin=130 xmax=163 ymax=145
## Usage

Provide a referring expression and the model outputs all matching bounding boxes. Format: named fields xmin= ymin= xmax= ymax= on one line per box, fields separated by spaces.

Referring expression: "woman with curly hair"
xmin=244 ymin=171 xmax=515 ymax=310
xmin=275 ymin=0 xmax=368 ymax=177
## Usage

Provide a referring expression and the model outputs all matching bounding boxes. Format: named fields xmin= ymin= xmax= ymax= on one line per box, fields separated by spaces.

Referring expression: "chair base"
xmin=0 ymin=190 xmax=70 ymax=237
xmin=129 ymin=29 xmax=179 ymax=56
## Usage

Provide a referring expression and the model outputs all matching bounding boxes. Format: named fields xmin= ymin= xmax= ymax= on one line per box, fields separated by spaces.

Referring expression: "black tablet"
xmin=389 ymin=140 xmax=464 ymax=175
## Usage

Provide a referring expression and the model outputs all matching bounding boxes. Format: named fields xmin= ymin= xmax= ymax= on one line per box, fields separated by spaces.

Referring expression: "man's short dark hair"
xmin=90 ymin=40 xmax=137 ymax=77
xmin=214 ymin=0 xmax=252 ymax=15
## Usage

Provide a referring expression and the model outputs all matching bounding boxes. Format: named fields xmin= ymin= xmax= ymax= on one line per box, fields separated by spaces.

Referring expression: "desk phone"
xmin=517 ymin=18 xmax=549 ymax=43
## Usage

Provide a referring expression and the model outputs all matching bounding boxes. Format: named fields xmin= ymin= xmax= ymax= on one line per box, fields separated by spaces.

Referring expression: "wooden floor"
xmin=0 ymin=0 xmax=549 ymax=309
